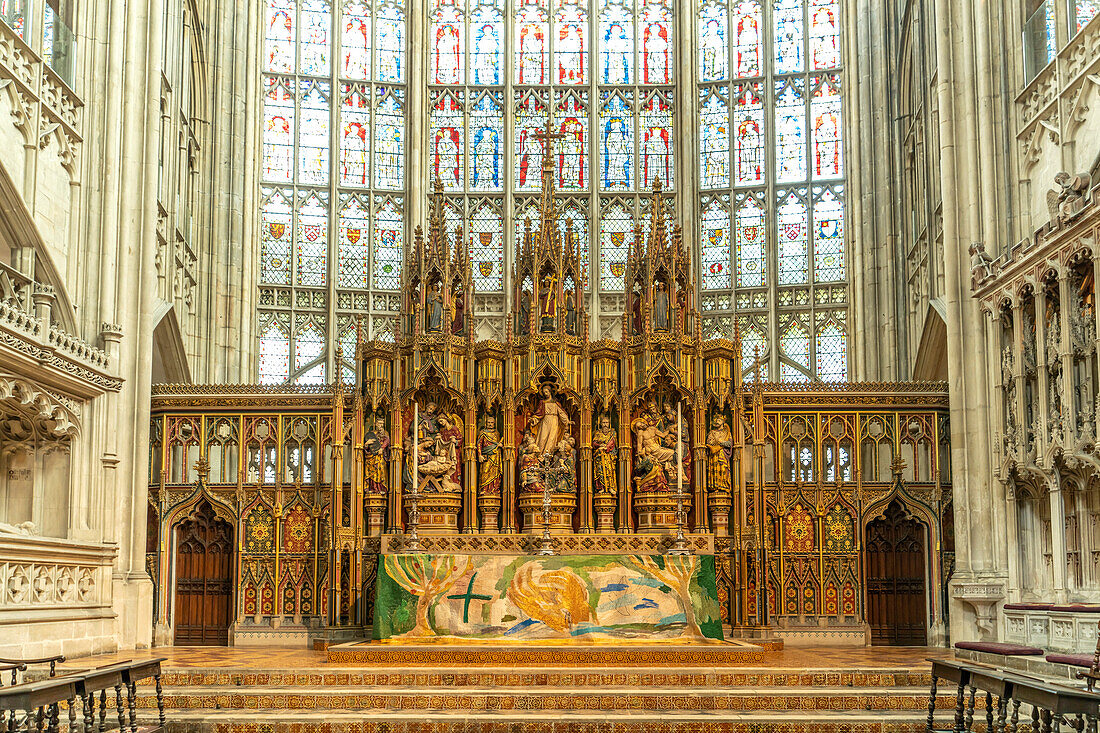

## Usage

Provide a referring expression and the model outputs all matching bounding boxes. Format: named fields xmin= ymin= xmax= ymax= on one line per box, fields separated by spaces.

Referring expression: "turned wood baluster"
xmin=965 ymin=684 xmax=977 ymax=731
xmin=34 ymin=706 xmax=44 ymax=732
xmin=1032 ymin=707 xmax=1041 ymax=733
xmin=1006 ymin=698 xmax=1020 ymax=733
xmin=927 ymin=675 xmax=938 ymax=733
xmin=46 ymin=702 xmax=59 ymax=733
xmin=954 ymin=680 xmax=966 ymax=732
xmin=995 ymin=694 xmax=1008 ymax=733
xmin=155 ymin=674 xmax=166 ymax=728
xmin=985 ymin=692 xmax=994 ymax=733
xmin=98 ymin=689 xmax=108 ymax=733
xmin=1040 ymin=709 xmax=1054 ymax=733
xmin=114 ymin=684 xmax=126 ymax=732
xmin=127 ymin=681 xmax=137 ymax=732
xmin=66 ymin=695 xmax=75 ymax=731
xmin=83 ymin=692 xmax=95 ymax=732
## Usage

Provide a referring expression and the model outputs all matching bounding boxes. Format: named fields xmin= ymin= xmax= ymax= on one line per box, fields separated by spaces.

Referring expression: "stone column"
xmin=1048 ymin=474 xmax=1069 ymax=603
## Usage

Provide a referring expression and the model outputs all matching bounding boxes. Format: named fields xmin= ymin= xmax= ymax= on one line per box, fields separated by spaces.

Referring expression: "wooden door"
xmin=865 ymin=499 xmax=927 ymax=645
xmin=174 ymin=502 xmax=233 ymax=645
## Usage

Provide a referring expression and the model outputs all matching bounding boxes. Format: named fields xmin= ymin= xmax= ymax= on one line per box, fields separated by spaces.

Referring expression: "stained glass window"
xmin=514 ymin=91 xmax=548 ymax=190
xmin=599 ymin=0 xmax=634 ymax=83
xmin=639 ymin=0 xmax=672 ymax=83
xmin=431 ymin=91 xmax=465 ymax=190
xmin=515 ymin=0 xmax=549 ymax=84
xmin=470 ymin=0 xmax=504 ymax=83
xmin=470 ymin=201 xmax=504 ymax=290
xmin=555 ymin=0 xmax=587 ymax=84
xmin=432 ymin=0 xmax=464 ymax=84
xmin=469 ymin=92 xmax=504 ymax=190
xmin=697 ymin=0 xmax=847 ymax=380
xmin=640 ymin=91 xmax=673 ymax=189
xmin=599 ymin=200 xmax=633 ymax=290
xmin=556 ymin=92 xmax=589 ymax=190
xmin=599 ymin=91 xmax=633 ymax=190
xmin=259 ymin=0 xmax=406 ymax=382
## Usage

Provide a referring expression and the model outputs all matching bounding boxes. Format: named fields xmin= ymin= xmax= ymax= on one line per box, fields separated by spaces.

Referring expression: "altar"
xmin=371 ymin=552 xmax=724 ymax=642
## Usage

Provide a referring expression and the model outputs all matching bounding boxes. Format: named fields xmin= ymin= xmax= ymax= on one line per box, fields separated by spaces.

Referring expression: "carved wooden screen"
xmin=174 ymin=501 xmax=234 ymax=645
xmin=865 ymin=499 xmax=926 ymax=645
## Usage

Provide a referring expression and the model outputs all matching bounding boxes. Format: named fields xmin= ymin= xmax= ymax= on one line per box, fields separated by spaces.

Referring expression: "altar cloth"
xmin=372 ymin=553 xmax=724 ymax=642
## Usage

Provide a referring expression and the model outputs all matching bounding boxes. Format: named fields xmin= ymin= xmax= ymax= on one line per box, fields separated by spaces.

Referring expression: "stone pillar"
xmin=1048 ymin=474 xmax=1069 ymax=603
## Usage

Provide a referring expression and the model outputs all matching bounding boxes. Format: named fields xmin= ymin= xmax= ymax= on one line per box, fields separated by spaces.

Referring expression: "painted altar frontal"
xmin=373 ymin=554 xmax=724 ymax=642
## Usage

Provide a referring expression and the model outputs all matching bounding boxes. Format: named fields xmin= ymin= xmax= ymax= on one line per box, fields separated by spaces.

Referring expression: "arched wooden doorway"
xmin=174 ymin=501 xmax=233 ymax=645
xmin=865 ymin=499 xmax=928 ymax=645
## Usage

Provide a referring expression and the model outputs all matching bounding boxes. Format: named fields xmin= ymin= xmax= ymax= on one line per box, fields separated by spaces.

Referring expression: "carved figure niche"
xmin=402 ymin=374 xmax=464 ymax=533
xmin=630 ymin=377 xmax=692 ymax=532
xmin=515 ymin=379 xmax=578 ymax=532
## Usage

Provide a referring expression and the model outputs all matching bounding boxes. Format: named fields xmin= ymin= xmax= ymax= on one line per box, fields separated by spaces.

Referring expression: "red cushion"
xmin=1050 ymin=604 xmax=1100 ymax=613
xmin=954 ymin=641 xmax=1044 ymax=656
xmin=1046 ymin=653 xmax=1095 ymax=667
xmin=1004 ymin=603 xmax=1055 ymax=610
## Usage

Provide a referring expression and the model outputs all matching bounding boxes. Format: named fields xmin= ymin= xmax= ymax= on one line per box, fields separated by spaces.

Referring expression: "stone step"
xmin=152 ymin=708 xmax=956 ymax=733
xmin=155 ymin=667 xmax=933 ymax=689
xmin=138 ymin=686 xmax=953 ymax=712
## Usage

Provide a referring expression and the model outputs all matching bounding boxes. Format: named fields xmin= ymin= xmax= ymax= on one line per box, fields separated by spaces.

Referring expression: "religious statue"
xmin=705 ymin=413 xmax=733 ymax=495
xmin=631 ymin=284 xmax=644 ymax=335
xmin=407 ymin=284 xmax=420 ymax=335
xmin=630 ymin=400 xmax=677 ymax=491
xmin=1048 ymin=171 xmax=1092 ymax=227
xmin=592 ymin=414 xmax=618 ymax=497
xmin=518 ymin=430 xmax=542 ymax=494
xmin=426 ymin=282 xmax=445 ymax=332
xmin=519 ymin=287 xmax=533 ymax=335
xmin=551 ymin=436 xmax=577 ymax=493
xmin=653 ymin=281 xmax=670 ymax=331
xmin=407 ymin=402 xmax=462 ymax=493
xmin=675 ymin=286 xmax=688 ymax=332
xmin=452 ymin=285 xmax=466 ymax=336
xmin=531 ymin=384 xmax=572 ymax=456
xmin=476 ymin=416 xmax=503 ymax=496
xmin=564 ymin=289 xmax=577 ymax=335
xmin=969 ymin=242 xmax=995 ymax=290
xmin=363 ymin=416 xmax=390 ymax=494
xmin=539 ymin=275 xmax=557 ymax=333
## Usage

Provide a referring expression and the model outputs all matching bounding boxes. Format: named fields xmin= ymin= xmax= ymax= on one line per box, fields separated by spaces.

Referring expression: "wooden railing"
xmin=929 ymin=658 xmax=1100 ymax=731
xmin=0 ymin=657 xmax=165 ymax=732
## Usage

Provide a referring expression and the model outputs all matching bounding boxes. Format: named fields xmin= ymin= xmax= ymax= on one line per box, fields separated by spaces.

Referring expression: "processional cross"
xmin=532 ymin=119 xmax=567 ymax=173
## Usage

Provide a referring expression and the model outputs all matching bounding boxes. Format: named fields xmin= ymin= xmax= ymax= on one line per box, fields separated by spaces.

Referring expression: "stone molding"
xmin=0 ymin=534 xmax=116 ymax=615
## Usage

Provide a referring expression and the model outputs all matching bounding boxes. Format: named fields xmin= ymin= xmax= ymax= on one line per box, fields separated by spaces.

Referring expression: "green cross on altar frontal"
xmin=447 ymin=573 xmax=492 ymax=623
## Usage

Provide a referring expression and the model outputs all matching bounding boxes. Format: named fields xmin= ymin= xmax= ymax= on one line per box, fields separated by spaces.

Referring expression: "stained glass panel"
xmin=732 ymin=81 xmax=764 ymax=185
xmin=599 ymin=201 xmax=633 ymax=290
xmin=294 ymin=319 xmax=326 ymax=382
xmin=298 ymin=80 xmax=331 ymax=185
xmin=262 ymin=78 xmax=295 ymax=182
xmin=296 ymin=192 xmax=329 ymax=286
xmin=807 ymin=0 xmax=839 ymax=69
xmin=260 ymin=189 xmax=293 ymax=285
xmin=514 ymin=199 xmax=541 ymax=254
xmin=341 ymin=1 xmax=372 ymax=79
xmin=265 ymin=0 xmax=296 ymax=73
xmin=469 ymin=92 xmax=504 ymax=190
xmin=340 ymin=84 xmax=371 ymax=186
xmin=731 ymin=0 xmax=762 ymax=78
xmin=555 ymin=0 xmax=587 ymax=84
xmin=514 ymin=91 xmax=548 ymax=190
xmin=639 ymin=0 xmax=672 ymax=84
xmin=739 ymin=319 xmax=765 ymax=371
xmin=812 ymin=185 xmax=844 ymax=282
xmin=735 ymin=192 xmax=765 ymax=287
xmin=300 ymin=0 xmax=332 ymax=76
xmin=373 ymin=88 xmax=404 ymax=188
xmin=779 ymin=320 xmax=810 ymax=381
xmin=556 ymin=92 xmax=588 ymax=190
xmin=598 ymin=91 xmax=633 ymax=191
xmin=701 ymin=199 xmax=731 ymax=290
xmin=470 ymin=201 xmax=504 ymax=290
xmin=698 ymin=2 xmax=727 ymax=82
xmin=258 ymin=320 xmax=291 ymax=384
xmin=811 ymin=74 xmax=842 ymax=179
xmin=775 ymin=77 xmax=805 ymax=183
xmin=338 ymin=195 xmax=370 ymax=288
xmin=372 ymin=198 xmax=404 ymax=289
xmin=375 ymin=0 xmax=405 ymax=82
xmin=776 ymin=189 xmax=808 ymax=285
xmin=640 ymin=92 xmax=673 ymax=189
xmin=469 ymin=0 xmax=504 ymax=83
xmin=700 ymin=89 xmax=730 ymax=189
xmin=815 ymin=320 xmax=846 ymax=380
xmin=515 ymin=0 xmax=549 ymax=84
xmin=431 ymin=91 xmax=465 ymax=190
xmin=599 ymin=0 xmax=634 ymax=84
xmin=432 ymin=0 xmax=464 ymax=84
xmin=773 ymin=0 xmax=803 ymax=73
xmin=1076 ymin=0 xmax=1099 ymax=32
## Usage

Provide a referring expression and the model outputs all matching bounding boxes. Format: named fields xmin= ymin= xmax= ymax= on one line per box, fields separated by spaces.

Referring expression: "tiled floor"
xmin=60 ymin=644 xmax=953 ymax=671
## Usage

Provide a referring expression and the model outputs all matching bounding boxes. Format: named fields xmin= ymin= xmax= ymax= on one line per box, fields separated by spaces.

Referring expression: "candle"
xmin=412 ymin=403 xmax=418 ymax=496
xmin=677 ymin=401 xmax=682 ymax=494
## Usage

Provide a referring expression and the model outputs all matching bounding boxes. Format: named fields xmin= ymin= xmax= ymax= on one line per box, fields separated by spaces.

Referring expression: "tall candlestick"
xmin=406 ymin=403 xmax=423 ymax=552
xmin=668 ymin=400 xmax=691 ymax=556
